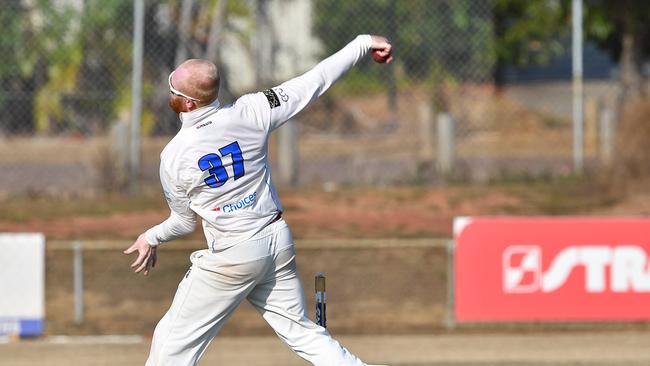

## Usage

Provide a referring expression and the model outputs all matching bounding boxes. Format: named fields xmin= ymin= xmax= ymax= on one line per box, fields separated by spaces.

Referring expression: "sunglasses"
xmin=168 ymin=72 xmax=200 ymax=101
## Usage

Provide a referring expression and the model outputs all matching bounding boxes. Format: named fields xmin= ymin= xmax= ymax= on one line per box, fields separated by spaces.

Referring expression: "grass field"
xmin=3 ymin=331 xmax=650 ymax=365
xmin=3 ymin=178 xmax=650 ymax=364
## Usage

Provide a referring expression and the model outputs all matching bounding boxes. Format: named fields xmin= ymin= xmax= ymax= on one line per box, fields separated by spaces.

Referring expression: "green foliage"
xmin=493 ymin=0 xmax=569 ymax=66
xmin=9 ymin=0 xmax=647 ymax=137
xmin=0 ymin=1 xmax=23 ymax=78
xmin=1 ymin=0 xmax=251 ymax=136
xmin=1 ymin=0 xmax=135 ymax=134
xmin=1 ymin=1 xmax=75 ymax=78
xmin=584 ymin=0 xmax=650 ymax=61
xmin=314 ymin=0 xmax=494 ymax=95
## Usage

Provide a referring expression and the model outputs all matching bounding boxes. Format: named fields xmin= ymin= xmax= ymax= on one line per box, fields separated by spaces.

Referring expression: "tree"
xmin=315 ymin=0 xmax=493 ymax=82
xmin=584 ymin=0 xmax=650 ymax=102
xmin=0 ymin=0 xmax=251 ymax=136
xmin=494 ymin=0 xmax=650 ymax=105
xmin=493 ymin=0 xmax=568 ymax=88
xmin=0 ymin=0 xmax=69 ymax=134
xmin=314 ymin=0 xmax=494 ymax=115
xmin=0 ymin=0 xmax=133 ymax=135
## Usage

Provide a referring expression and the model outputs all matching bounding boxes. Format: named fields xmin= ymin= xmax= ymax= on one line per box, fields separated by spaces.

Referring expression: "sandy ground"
xmin=2 ymin=331 xmax=650 ymax=366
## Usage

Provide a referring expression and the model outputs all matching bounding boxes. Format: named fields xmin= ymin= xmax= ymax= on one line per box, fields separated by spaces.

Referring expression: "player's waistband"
xmin=269 ymin=211 xmax=282 ymax=225
xmin=207 ymin=211 xmax=286 ymax=252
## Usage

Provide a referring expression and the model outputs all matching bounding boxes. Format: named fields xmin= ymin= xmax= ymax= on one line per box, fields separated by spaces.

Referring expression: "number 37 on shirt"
xmin=198 ymin=141 xmax=245 ymax=188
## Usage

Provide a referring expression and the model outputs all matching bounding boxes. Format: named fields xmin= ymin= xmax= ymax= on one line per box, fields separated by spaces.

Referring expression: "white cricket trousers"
xmin=145 ymin=219 xmax=366 ymax=366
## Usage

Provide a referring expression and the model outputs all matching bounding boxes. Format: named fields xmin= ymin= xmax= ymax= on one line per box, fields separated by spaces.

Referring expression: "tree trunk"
xmin=254 ymin=0 xmax=275 ymax=86
xmin=493 ymin=6 xmax=507 ymax=92
xmin=205 ymin=0 xmax=227 ymax=62
xmin=619 ymin=32 xmax=644 ymax=103
xmin=204 ymin=0 xmax=234 ymax=104
xmin=175 ymin=0 xmax=194 ymax=66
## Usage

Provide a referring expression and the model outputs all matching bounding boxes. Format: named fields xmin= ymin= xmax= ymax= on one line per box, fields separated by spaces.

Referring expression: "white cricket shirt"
xmin=145 ymin=35 xmax=373 ymax=250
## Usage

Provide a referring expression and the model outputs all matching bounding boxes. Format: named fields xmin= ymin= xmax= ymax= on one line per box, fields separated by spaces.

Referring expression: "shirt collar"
xmin=179 ymin=99 xmax=221 ymax=128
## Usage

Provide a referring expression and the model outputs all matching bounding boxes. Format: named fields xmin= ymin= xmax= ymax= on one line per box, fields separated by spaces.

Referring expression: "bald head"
xmin=171 ymin=59 xmax=220 ymax=106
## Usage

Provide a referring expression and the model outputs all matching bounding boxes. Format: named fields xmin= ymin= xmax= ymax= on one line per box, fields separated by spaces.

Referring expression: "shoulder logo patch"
xmin=263 ymin=89 xmax=281 ymax=109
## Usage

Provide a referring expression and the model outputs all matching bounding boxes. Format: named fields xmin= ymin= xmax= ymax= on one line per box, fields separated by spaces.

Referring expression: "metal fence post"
xmin=419 ymin=102 xmax=435 ymax=163
xmin=446 ymin=239 xmax=456 ymax=330
xmin=599 ymin=105 xmax=615 ymax=166
xmin=278 ymin=120 xmax=299 ymax=186
xmin=110 ymin=121 xmax=129 ymax=190
xmin=437 ymin=113 xmax=455 ymax=177
xmin=572 ymin=0 xmax=584 ymax=174
xmin=129 ymin=0 xmax=144 ymax=195
xmin=584 ymin=97 xmax=599 ymax=157
xmin=73 ymin=241 xmax=84 ymax=324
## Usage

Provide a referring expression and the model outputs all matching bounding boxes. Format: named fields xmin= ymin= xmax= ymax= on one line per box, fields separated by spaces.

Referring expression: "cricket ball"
xmin=372 ymin=49 xmax=389 ymax=63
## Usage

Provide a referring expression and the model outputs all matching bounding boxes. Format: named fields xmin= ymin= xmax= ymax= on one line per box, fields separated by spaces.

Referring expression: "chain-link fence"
xmin=46 ymin=239 xmax=446 ymax=335
xmin=0 ymin=0 xmax=624 ymax=194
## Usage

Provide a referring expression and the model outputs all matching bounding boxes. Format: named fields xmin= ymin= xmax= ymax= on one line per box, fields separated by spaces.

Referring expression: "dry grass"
xmin=44 ymin=242 xmax=445 ymax=336
xmin=613 ymin=99 xmax=650 ymax=183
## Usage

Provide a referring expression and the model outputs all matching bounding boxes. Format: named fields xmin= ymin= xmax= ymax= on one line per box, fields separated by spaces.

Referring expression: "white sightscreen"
xmin=0 ymin=233 xmax=45 ymax=336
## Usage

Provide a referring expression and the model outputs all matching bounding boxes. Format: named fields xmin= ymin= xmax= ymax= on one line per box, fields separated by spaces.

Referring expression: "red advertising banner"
xmin=454 ymin=217 xmax=650 ymax=322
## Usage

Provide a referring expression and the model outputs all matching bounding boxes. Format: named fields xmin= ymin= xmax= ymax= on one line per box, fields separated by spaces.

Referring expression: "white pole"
xmin=418 ymin=102 xmax=435 ymax=162
xmin=437 ymin=113 xmax=455 ymax=177
xmin=278 ymin=121 xmax=298 ymax=186
xmin=599 ymin=105 xmax=615 ymax=166
xmin=445 ymin=240 xmax=456 ymax=330
xmin=572 ymin=0 xmax=584 ymax=173
xmin=73 ymin=241 xmax=84 ymax=324
xmin=130 ymin=0 xmax=145 ymax=194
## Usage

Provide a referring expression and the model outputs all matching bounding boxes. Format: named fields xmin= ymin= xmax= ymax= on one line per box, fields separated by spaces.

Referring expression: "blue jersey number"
xmin=198 ymin=141 xmax=245 ymax=188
